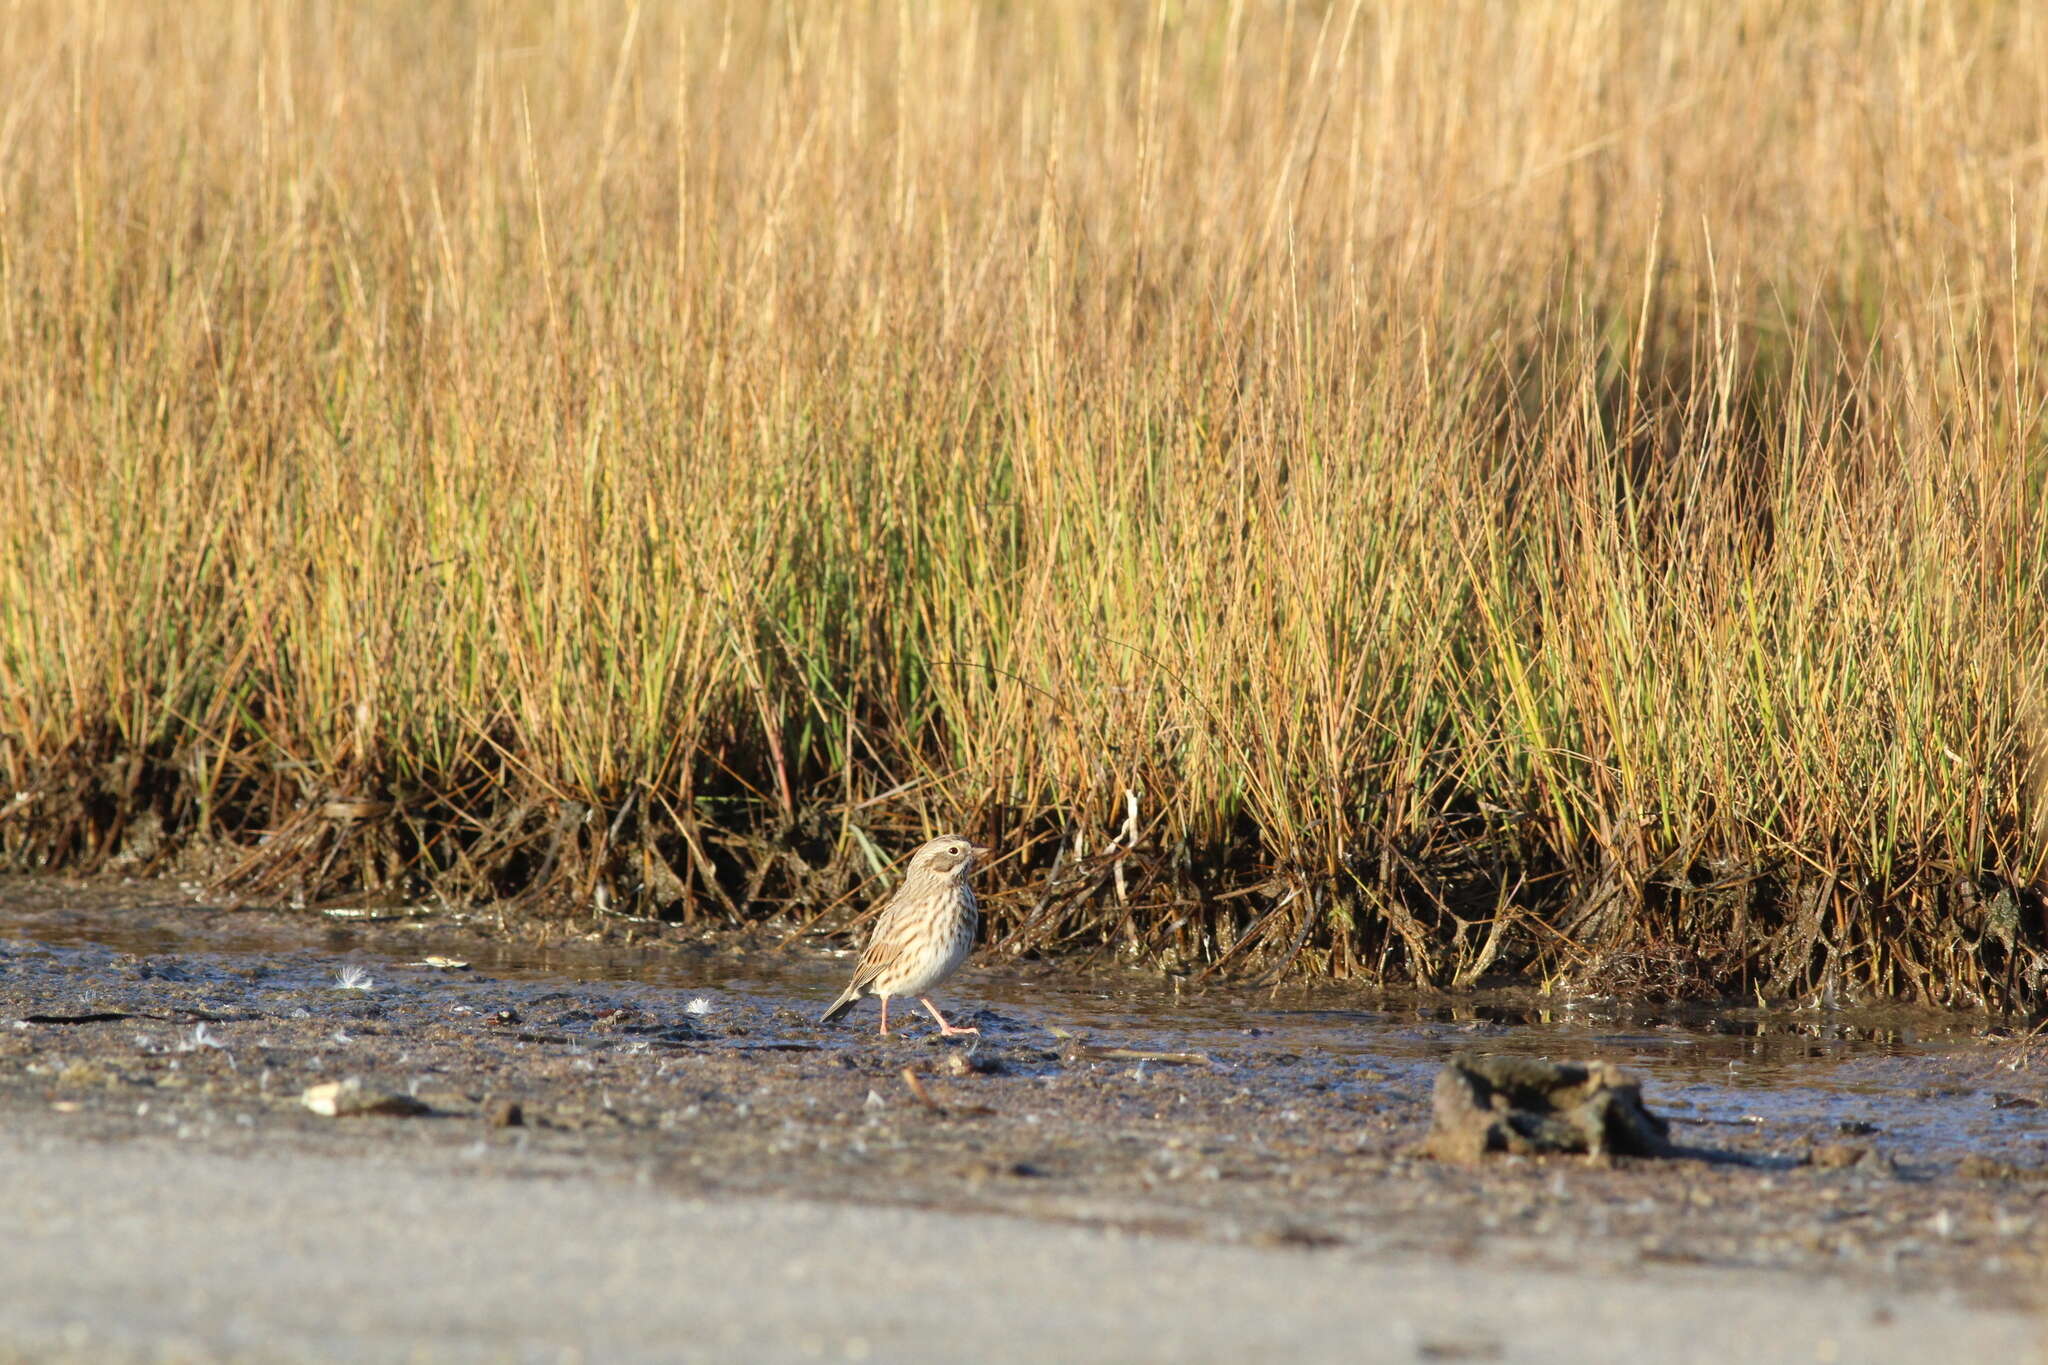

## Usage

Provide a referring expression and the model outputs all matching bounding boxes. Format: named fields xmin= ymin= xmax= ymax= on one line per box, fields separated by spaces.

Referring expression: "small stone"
xmin=593 ymin=1007 xmax=650 ymax=1032
xmin=486 ymin=1099 xmax=525 ymax=1128
xmin=1252 ymin=1224 xmax=1347 ymax=1249
xmin=1810 ymin=1143 xmax=1869 ymax=1170
xmin=57 ymin=1062 xmax=112 ymax=1089
xmin=300 ymin=1078 xmax=431 ymax=1118
xmin=942 ymin=1051 xmax=1003 ymax=1077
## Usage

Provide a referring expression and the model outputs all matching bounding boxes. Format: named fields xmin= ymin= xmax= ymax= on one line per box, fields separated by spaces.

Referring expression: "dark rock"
xmin=1416 ymin=1054 xmax=1672 ymax=1163
xmin=487 ymin=1099 xmax=525 ymax=1128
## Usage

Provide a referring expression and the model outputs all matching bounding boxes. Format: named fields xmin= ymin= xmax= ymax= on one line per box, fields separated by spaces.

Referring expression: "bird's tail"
xmin=819 ymin=988 xmax=861 ymax=1025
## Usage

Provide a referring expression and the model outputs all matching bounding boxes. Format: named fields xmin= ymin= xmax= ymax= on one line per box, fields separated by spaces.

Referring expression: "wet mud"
xmin=3 ymin=877 xmax=2047 ymax=1311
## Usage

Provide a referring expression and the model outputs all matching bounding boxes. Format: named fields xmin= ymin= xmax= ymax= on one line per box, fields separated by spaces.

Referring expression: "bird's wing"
xmin=844 ymin=892 xmax=907 ymax=992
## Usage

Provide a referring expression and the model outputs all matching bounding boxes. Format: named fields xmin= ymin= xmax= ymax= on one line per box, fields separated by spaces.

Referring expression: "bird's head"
xmin=907 ymin=834 xmax=991 ymax=879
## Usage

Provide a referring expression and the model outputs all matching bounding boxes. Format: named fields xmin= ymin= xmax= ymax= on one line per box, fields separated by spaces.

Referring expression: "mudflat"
xmin=2 ymin=880 xmax=2044 ymax=1362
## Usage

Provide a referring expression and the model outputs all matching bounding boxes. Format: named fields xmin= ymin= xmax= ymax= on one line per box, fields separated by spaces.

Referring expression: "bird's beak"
xmin=969 ymin=844 xmax=993 ymax=859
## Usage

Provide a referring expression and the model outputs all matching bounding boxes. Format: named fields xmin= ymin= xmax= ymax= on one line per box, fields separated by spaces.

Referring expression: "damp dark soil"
xmin=4 ymin=877 xmax=2047 ymax=1313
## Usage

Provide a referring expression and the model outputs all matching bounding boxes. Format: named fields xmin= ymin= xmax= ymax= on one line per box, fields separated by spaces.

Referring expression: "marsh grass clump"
xmin=3 ymin=3 xmax=2047 ymax=1006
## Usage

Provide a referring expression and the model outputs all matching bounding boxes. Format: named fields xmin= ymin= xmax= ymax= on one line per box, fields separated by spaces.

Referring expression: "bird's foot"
xmin=919 ymin=997 xmax=978 ymax=1036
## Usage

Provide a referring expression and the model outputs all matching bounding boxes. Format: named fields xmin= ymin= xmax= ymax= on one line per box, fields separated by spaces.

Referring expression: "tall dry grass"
xmin=3 ymin=1 xmax=2046 ymax=1003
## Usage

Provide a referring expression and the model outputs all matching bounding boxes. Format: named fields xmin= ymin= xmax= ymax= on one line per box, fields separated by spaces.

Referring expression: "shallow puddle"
xmin=2 ymin=878 xmax=2040 ymax=1168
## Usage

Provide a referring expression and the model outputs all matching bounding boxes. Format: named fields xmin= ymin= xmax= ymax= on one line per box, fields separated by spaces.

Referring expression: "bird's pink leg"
xmin=919 ymin=997 xmax=979 ymax=1036
xmin=877 ymin=996 xmax=890 ymax=1036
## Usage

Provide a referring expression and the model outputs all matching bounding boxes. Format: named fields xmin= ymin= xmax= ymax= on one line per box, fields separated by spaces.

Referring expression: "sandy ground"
xmin=0 ymin=1135 xmax=2038 ymax=1365
xmin=1 ymin=884 xmax=2045 ymax=1360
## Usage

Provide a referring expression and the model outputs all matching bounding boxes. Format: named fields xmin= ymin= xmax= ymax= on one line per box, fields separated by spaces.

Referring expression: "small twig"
xmin=900 ymin=1067 xmax=943 ymax=1112
xmin=1078 ymin=1047 xmax=1212 ymax=1066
